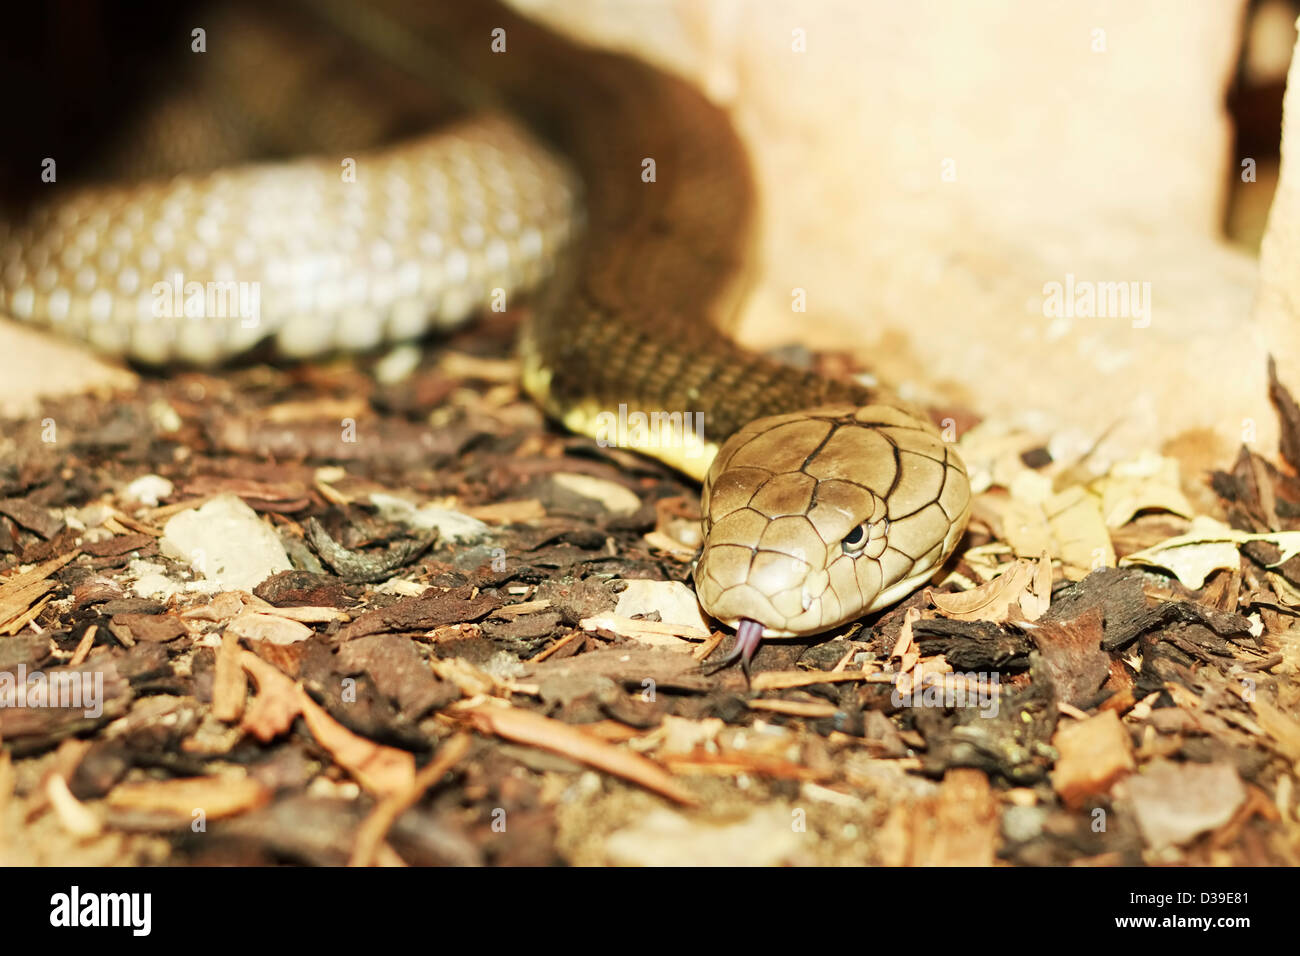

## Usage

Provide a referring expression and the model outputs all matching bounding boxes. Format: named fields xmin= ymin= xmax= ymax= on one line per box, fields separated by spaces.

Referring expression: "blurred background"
xmin=4 ymin=0 xmax=1300 ymax=472
xmin=1227 ymin=0 xmax=1298 ymax=248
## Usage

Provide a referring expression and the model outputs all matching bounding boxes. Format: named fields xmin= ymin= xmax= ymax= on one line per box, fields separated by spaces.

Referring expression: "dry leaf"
xmin=928 ymin=554 xmax=1051 ymax=622
xmin=990 ymin=473 xmax=1112 ymax=578
xmin=428 ymin=657 xmax=499 ymax=697
xmin=610 ymin=579 xmax=711 ymax=638
xmin=890 ymin=606 xmax=920 ymax=657
xmin=1093 ymin=451 xmax=1195 ymax=528
xmin=1045 ymin=485 xmax=1114 ymax=578
xmin=1125 ymin=760 xmax=1246 ymax=849
xmin=460 ymin=499 xmax=546 ymax=524
xmin=1119 ymin=515 xmax=1300 ymax=588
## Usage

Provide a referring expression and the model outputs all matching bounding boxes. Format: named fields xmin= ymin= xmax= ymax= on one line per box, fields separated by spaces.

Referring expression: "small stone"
xmin=123 ymin=474 xmax=174 ymax=507
xmin=1002 ymin=805 xmax=1048 ymax=843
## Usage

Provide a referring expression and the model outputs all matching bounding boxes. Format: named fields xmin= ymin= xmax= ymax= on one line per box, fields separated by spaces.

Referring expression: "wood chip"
xmin=107 ymin=776 xmax=271 ymax=819
xmin=68 ymin=625 xmax=97 ymax=668
xmin=0 ymin=498 xmax=63 ymax=539
xmin=579 ymin=614 xmax=705 ymax=645
xmin=296 ymin=689 xmax=416 ymax=798
xmin=460 ymin=499 xmax=546 ymax=524
xmin=238 ymin=650 xmax=414 ymax=796
xmin=46 ymin=774 xmax=102 ymax=838
xmin=1050 ymin=710 xmax=1135 ymax=808
xmin=109 ymin=612 xmax=188 ymax=644
xmin=1252 ymin=696 xmax=1300 ymax=765
xmin=226 ymin=610 xmax=314 ymax=645
xmin=455 ymin=700 xmax=696 ymax=805
xmin=750 ymin=669 xmax=871 ymax=691
xmin=658 ymin=751 xmax=828 ymax=782
xmin=747 ymin=698 xmax=839 ymax=718
xmin=904 ymin=768 xmax=999 ymax=866
xmin=212 ymin=632 xmax=246 ymax=723
xmin=1126 ymin=759 xmax=1247 ymax=849
xmin=0 ymin=550 xmax=79 ymax=631
xmin=349 ymin=733 xmax=471 ymax=866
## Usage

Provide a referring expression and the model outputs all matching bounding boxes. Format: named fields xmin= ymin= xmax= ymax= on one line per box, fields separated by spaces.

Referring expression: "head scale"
xmin=694 ymin=404 xmax=971 ymax=637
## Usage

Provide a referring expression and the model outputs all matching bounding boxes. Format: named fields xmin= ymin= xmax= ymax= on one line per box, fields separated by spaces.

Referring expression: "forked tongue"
xmin=705 ymin=618 xmax=766 ymax=682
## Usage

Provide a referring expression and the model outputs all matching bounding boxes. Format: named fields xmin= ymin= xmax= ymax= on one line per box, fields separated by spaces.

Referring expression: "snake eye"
xmin=842 ymin=518 xmax=890 ymax=558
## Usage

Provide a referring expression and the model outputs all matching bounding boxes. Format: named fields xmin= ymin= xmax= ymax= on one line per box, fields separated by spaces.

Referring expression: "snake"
xmin=0 ymin=0 xmax=971 ymax=674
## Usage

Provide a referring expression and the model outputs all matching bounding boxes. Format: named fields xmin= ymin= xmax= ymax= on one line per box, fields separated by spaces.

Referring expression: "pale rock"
xmin=160 ymin=494 xmax=292 ymax=591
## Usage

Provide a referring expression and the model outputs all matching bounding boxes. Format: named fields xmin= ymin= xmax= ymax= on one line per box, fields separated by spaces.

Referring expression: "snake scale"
xmin=0 ymin=0 xmax=971 ymax=672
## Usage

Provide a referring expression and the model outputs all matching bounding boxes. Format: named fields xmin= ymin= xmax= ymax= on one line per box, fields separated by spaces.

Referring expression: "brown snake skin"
xmin=0 ymin=0 xmax=971 ymax=670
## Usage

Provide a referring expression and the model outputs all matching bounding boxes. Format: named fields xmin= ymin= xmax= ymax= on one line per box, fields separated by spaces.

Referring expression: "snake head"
xmin=694 ymin=404 xmax=971 ymax=638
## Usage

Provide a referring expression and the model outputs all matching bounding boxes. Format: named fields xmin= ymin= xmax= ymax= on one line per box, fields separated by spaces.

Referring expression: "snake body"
xmin=0 ymin=0 xmax=970 ymax=670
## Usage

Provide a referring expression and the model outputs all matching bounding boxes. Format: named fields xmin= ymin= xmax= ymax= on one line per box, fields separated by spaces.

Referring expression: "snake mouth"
xmin=704 ymin=617 xmax=767 ymax=679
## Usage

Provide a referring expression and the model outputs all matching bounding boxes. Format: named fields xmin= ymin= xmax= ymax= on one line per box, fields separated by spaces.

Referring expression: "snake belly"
xmin=0 ymin=0 xmax=971 ymax=652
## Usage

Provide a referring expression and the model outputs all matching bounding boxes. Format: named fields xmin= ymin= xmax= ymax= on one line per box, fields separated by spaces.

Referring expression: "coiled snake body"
xmin=0 ymin=0 xmax=970 ymax=671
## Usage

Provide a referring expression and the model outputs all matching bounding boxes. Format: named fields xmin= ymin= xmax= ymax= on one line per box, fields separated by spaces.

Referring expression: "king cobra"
xmin=0 ymin=0 xmax=971 ymax=674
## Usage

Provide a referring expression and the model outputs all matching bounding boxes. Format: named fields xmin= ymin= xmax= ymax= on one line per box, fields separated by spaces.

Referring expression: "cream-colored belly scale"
xmin=0 ymin=116 xmax=577 ymax=366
